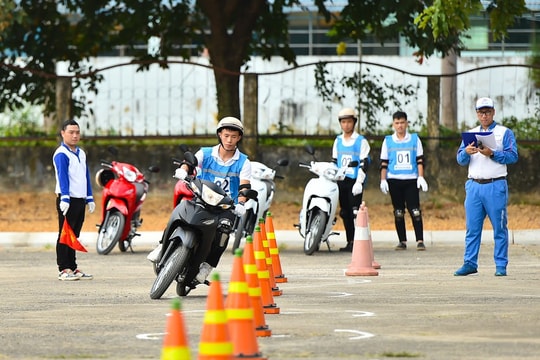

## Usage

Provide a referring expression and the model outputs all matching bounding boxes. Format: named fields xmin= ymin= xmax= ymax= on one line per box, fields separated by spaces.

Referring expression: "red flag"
xmin=59 ymin=220 xmax=88 ymax=252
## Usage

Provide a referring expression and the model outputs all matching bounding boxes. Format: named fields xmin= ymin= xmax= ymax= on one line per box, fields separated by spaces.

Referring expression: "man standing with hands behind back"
xmin=454 ymin=97 xmax=518 ymax=277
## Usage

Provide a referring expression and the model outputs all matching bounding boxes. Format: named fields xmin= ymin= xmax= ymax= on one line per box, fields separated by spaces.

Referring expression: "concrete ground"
xmin=0 ymin=232 xmax=539 ymax=359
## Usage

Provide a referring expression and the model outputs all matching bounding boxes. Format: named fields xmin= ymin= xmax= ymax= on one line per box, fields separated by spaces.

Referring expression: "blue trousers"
xmin=463 ymin=179 xmax=509 ymax=269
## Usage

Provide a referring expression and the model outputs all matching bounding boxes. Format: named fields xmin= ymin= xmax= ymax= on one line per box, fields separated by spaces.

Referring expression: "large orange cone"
xmin=265 ymin=212 xmax=287 ymax=283
xmin=161 ymin=298 xmax=191 ymax=360
xmin=242 ymin=236 xmax=272 ymax=337
xmin=345 ymin=203 xmax=379 ymax=276
xmin=198 ymin=272 xmax=233 ymax=360
xmin=365 ymin=207 xmax=381 ymax=269
xmin=225 ymin=249 xmax=267 ymax=360
xmin=253 ymin=225 xmax=280 ymax=314
xmin=258 ymin=218 xmax=282 ymax=297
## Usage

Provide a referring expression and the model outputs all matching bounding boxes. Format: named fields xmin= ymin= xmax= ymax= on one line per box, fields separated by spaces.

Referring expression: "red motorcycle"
xmin=95 ymin=148 xmax=159 ymax=255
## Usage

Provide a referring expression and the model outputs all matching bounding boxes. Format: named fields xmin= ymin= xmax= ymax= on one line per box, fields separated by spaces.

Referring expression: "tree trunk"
xmin=243 ymin=73 xmax=258 ymax=159
xmin=198 ymin=0 xmax=266 ymax=120
xmin=441 ymin=51 xmax=458 ymax=130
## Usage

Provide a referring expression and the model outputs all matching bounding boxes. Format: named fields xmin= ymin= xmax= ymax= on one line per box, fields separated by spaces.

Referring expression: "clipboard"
xmin=461 ymin=132 xmax=496 ymax=150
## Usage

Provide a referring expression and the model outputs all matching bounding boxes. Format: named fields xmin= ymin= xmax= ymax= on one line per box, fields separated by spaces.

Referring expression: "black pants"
xmin=56 ymin=197 xmax=86 ymax=272
xmin=387 ymin=179 xmax=424 ymax=243
xmin=205 ymin=210 xmax=236 ymax=268
xmin=338 ymin=177 xmax=363 ymax=244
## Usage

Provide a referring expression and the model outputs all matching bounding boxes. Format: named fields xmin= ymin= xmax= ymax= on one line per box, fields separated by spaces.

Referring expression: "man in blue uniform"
xmin=53 ymin=119 xmax=95 ymax=281
xmin=454 ymin=97 xmax=518 ymax=276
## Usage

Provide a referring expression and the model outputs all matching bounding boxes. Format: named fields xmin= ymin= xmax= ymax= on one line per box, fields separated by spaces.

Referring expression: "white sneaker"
xmin=73 ymin=269 xmax=93 ymax=280
xmin=195 ymin=262 xmax=213 ymax=284
xmin=147 ymin=244 xmax=162 ymax=263
xmin=58 ymin=269 xmax=79 ymax=281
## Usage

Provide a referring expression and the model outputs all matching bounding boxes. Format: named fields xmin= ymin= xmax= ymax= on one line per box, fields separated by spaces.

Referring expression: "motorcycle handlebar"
xmin=100 ymin=160 xmax=113 ymax=168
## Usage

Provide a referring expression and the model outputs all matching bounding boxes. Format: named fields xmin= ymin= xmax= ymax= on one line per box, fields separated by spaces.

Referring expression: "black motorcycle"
xmin=149 ymin=151 xmax=256 ymax=299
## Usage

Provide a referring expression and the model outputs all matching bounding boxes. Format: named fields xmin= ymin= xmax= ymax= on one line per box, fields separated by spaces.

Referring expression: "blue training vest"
xmin=198 ymin=147 xmax=248 ymax=200
xmin=336 ymin=136 xmax=364 ymax=180
xmin=385 ymin=133 xmax=419 ymax=177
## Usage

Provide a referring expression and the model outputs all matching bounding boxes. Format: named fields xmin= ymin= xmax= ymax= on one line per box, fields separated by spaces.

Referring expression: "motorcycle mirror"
xmin=183 ymin=151 xmax=198 ymax=167
xmin=240 ymin=189 xmax=258 ymax=200
xmin=107 ymin=146 xmax=118 ymax=156
xmin=349 ymin=161 xmax=359 ymax=167
xmin=277 ymin=158 xmax=289 ymax=167
xmin=148 ymin=166 xmax=160 ymax=173
xmin=179 ymin=144 xmax=190 ymax=153
xmin=304 ymin=144 xmax=315 ymax=155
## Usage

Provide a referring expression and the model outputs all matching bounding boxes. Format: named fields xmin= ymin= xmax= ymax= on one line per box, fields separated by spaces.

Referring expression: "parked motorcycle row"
xmin=92 ymin=143 xmax=356 ymax=298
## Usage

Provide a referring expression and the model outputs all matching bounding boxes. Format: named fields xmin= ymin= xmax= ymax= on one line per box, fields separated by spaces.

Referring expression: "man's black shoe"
xmin=339 ymin=244 xmax=353 ymax=252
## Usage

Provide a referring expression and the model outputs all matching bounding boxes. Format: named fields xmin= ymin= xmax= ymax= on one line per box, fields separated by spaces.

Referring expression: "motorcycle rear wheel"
xmin=150 ymin=245 xmax=190 ymax=300
xmin=304 ymin=210 xmax=327 ymax=255
xmin=96 ymin=210 xmax=125 ymax=255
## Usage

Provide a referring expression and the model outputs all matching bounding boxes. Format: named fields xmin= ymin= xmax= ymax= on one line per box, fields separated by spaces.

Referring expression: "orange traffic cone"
xmin=161 ymin=298 xmax=191 ymax=360
xmin=365 ymin=207 xmax=381 ymax=269
xmin=225 ymin=249 xmax=267 ymax=360
xmin=265 ymin=212 xmax=287 ymax=283
xmin=258 ymin=218 xmax=282 ymax=297
xmin=198 ymin=272 xmax=233 ymax=360
xmin=345 ymin=203 xmax=379 ymax=276
xmin=253 ymin=225 xmax=280 ymax=314
xmin=242 ymin=236 xmax=272 ymax=337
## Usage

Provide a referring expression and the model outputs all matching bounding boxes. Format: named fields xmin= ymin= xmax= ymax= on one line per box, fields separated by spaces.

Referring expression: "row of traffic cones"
xmin=160 ymin=212 xmax=287 ymax=359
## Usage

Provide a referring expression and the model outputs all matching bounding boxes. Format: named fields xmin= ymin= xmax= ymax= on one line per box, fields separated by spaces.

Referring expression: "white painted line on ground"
xmin=334 ymin=329 xmax=375 ymax=340
xmin=136 ymin=332 xmax=164 ymax=340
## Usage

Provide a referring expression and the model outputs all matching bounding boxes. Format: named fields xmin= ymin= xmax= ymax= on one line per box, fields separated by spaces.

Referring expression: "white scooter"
xmin=231 ymin=158 xmax=289 ymax=253
xmin=295 ymin=145 xmax=357 ymax=255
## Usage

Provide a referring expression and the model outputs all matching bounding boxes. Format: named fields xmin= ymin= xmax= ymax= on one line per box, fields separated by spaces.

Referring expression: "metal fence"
xmin=65 ymin=55 xmax=538 ymax=138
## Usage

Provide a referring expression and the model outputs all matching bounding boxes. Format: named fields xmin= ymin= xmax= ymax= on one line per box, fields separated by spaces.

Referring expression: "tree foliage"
xmin=0 ymin=0 xmax=529 ymax=124
xmin=330 ymin=0 xmax=527 ymax=62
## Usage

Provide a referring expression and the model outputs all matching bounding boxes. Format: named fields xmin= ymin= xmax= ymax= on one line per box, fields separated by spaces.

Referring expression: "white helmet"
xmin=338 ymin=107 xmax=357 ymax=122
xmin=216 ymin=116 xmax=244 ymax=136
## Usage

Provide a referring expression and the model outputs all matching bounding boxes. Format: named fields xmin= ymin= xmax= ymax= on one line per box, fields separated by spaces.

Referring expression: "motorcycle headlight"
xmin=324 ymin=168 xmax=337 ymax=179
xmin=252 ymin=167 xmax=264 ymax=179
xmin=201 ymin=183 xmax=225 ymax=206
xmin=122 ymin=167 xmax=137 ymax=182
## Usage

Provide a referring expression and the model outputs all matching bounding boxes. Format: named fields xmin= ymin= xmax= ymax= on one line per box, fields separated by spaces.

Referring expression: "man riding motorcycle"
xmin=148 ymin=116 xmax=251 ymax=283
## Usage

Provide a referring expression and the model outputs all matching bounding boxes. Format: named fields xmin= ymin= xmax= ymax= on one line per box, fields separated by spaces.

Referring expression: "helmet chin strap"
xmin=219 ymin=143 xmax=237 ymax=152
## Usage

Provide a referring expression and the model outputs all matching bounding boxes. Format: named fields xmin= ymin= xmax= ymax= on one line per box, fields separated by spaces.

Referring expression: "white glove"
xmin=352 ymin=182 xmax=363 ymax=196
xmin=88 ymin=201 xmax=96 ymax=214
xmin=174 ymin=167 xmax=187 ymax=180
xmin=233 ymin=203 xmax=246 ymax=217
xmin=417 ymin=176 xmax=429 ymax=192
xmin=357 ymin=169 xmax=366 ymax=183
xmin=59 ymin=201 xmax=70 ymax=216
xmin=380 ymin=180 xmax=389 ymax=195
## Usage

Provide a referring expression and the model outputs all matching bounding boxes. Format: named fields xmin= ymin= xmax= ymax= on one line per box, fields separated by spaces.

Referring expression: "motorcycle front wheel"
xmin=304 ymin=209 xmax=328 ymax=255
xmin=150 ymin=245 xmax=190 ymax=300
xmin=96 ymin=210 xmax=125 ymax=255
xmin=231 ymin=213 xmax=248 ymax=254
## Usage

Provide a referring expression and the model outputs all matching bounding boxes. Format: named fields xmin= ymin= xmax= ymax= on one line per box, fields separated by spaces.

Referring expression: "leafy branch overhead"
xmin=314 ymin=62 xmax=417 ymax=133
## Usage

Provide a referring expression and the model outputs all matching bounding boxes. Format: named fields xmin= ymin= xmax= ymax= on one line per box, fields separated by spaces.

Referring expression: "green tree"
xmin=0 ymin=0 xmax=328 ymax=123
xmin=0 ymin=0 xmax=528 ymax=128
